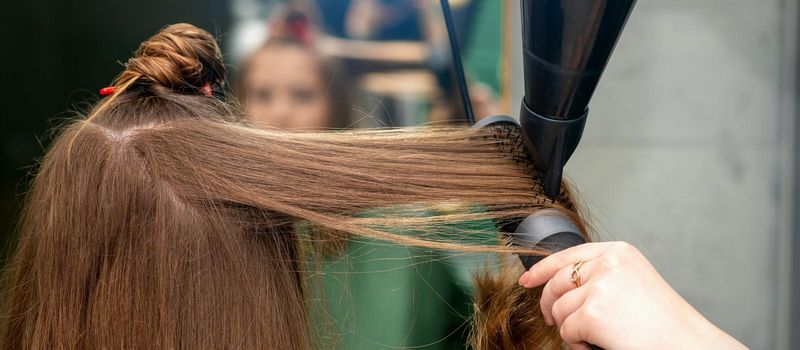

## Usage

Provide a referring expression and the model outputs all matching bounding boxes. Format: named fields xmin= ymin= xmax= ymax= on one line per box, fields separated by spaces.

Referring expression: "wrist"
xmin=683 ymin=311 xmax=747 ymax=349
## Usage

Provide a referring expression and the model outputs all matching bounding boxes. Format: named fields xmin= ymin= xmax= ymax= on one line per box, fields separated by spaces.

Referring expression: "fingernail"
xmin=545 ymin=317 xmax=553 ymax=326
xmin=518 ymin=271 xmax=530 ymax=286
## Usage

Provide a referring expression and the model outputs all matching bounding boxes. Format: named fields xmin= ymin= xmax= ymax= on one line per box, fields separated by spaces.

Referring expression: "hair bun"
xmin=122 ymin=23 xmax=225 ymax=93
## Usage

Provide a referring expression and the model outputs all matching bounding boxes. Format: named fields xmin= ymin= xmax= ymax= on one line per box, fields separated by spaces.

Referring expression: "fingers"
xmin=515 ymin=242 xmax=638 ymax=349
xmin=519 ymin=242 xmax=611 ymax=288
xmin=560 ymin=310 xmax=595 ymax=347
xmin=539 ymin=261 xmax=594 ymax=325
xmin=549 ymin=282 xmax=589 ymax=327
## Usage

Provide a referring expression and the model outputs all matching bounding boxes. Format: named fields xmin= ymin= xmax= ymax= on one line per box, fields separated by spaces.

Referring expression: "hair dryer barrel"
xmin=522 ymin=0 xmax=636 ymax=119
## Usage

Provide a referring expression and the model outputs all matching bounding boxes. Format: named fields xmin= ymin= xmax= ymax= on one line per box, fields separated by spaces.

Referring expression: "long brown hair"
xmin=1 ymin=24 xmax=588 ymax=349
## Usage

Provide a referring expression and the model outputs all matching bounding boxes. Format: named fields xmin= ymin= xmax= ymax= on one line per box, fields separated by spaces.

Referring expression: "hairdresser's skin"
xmin=518 ymin=242 xmax=748 ymax=350
xmin=242 ymin=45 xmax=331 ymax=130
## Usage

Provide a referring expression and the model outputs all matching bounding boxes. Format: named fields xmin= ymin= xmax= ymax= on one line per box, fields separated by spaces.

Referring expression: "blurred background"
xmin=0 ymin=0 xmax=797 ymax=349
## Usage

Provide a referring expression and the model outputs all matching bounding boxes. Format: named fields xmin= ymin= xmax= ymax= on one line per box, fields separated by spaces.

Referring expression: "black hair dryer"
xmin=451 ymin=1 xmax=637 ymax=348
xmin=471 ymin=0 xmax=638 ymax=269
xmin=520 ymin=0 xmax=636 ymax=198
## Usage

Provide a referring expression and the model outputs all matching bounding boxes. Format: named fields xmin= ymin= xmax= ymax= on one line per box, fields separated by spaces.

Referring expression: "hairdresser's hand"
xmin=517 ymin=242 xmax=747 ymax=350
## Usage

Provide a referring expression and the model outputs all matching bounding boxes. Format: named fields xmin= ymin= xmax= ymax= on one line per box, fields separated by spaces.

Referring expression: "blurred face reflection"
xmin=243 ymin=45 xmax=331 ymax=130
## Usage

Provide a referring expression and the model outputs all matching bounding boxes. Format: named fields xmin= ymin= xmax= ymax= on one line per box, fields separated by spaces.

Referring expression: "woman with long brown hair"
xmin=1 ymin=24 xmax=746 ymax=349
xmin=0 ymin=23 xmax=569 ymax=349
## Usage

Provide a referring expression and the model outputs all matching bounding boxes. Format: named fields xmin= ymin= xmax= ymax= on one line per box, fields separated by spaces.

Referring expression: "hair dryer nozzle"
xmin=520 ymin=104 xmax=587 ymax=197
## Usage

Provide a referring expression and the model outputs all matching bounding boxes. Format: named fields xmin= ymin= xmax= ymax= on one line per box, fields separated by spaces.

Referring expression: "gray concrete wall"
xmin=511 ymin=1 xmax=796 ymax=348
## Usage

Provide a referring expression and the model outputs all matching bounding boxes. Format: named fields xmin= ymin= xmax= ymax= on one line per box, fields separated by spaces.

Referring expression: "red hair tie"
xmin=99 ymin=86 xmax=116 ymax=96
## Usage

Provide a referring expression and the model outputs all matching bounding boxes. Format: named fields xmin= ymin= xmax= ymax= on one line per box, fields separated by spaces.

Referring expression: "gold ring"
xmin=569 ymin=261 xmax=585 ymax=288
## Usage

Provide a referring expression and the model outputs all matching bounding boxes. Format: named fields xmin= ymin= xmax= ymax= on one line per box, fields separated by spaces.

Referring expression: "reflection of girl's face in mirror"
xmin=243 ymin=45 xmax=330 ymax=130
